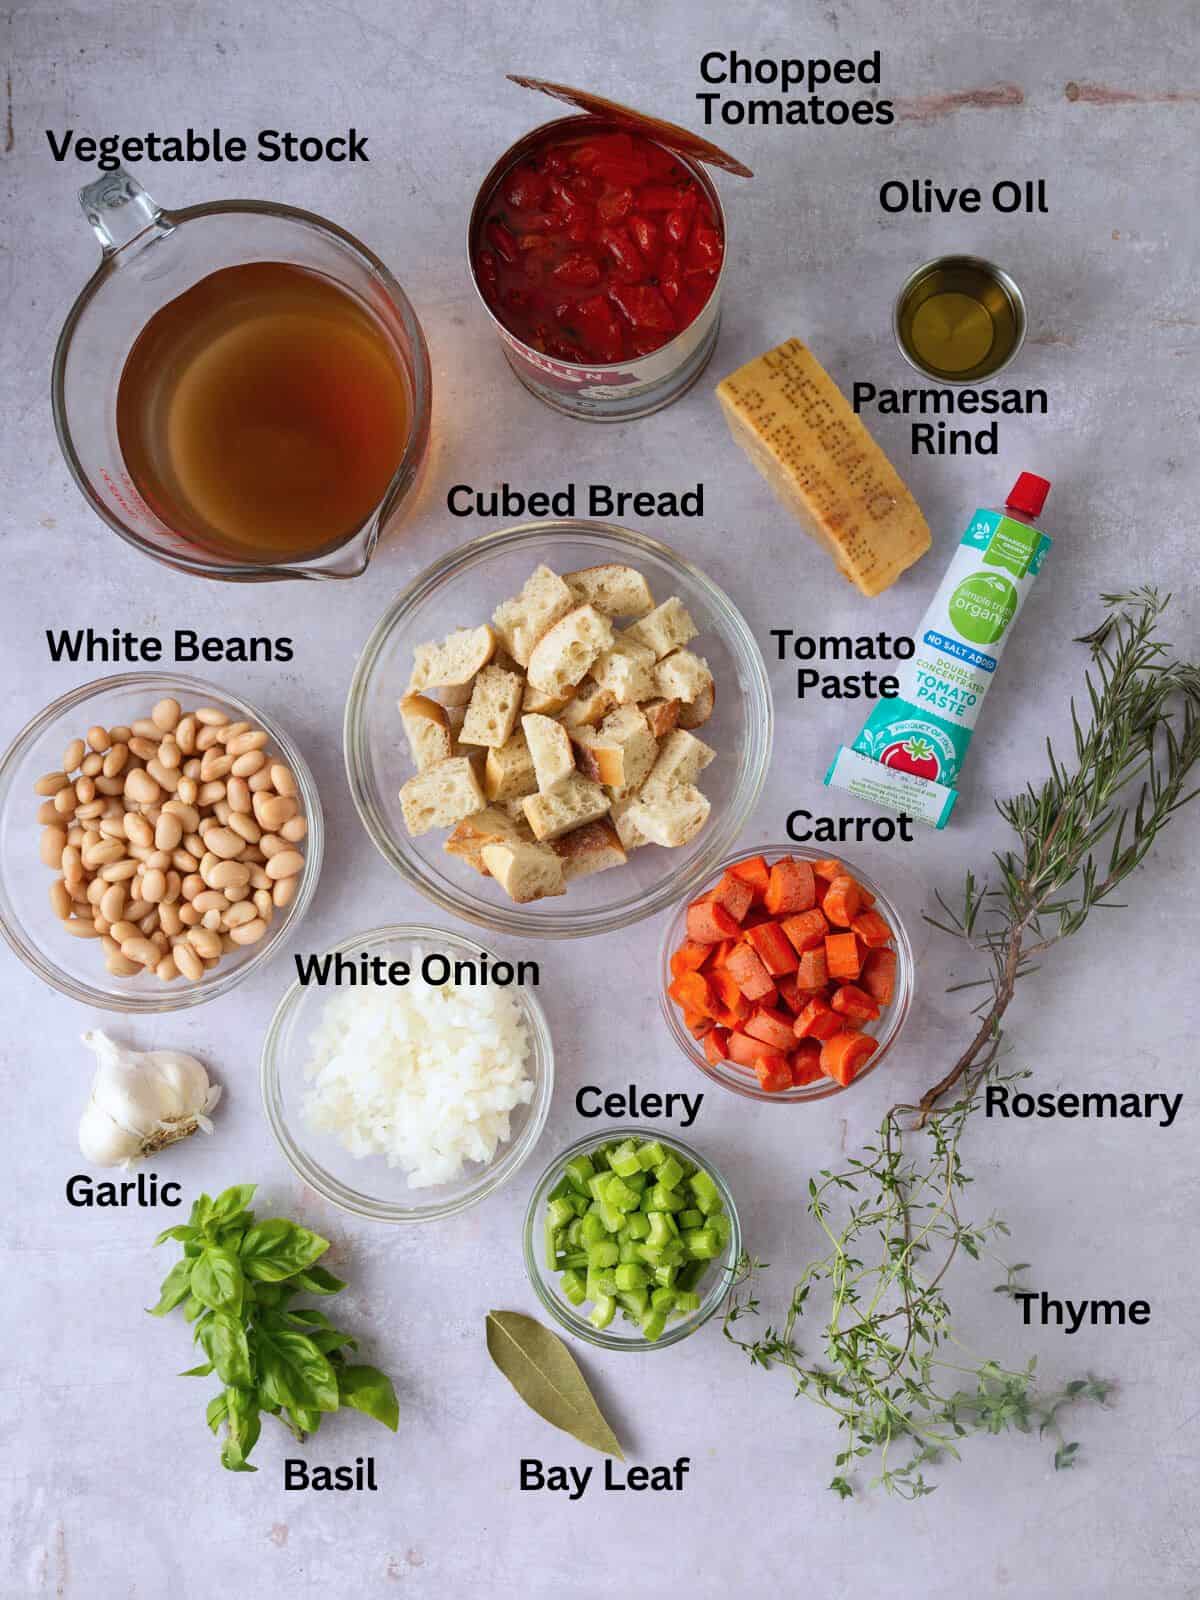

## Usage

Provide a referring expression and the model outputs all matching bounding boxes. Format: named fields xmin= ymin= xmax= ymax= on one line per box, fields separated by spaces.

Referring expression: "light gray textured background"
xmin=3 ymin=1 xmax=1199 ymax=1595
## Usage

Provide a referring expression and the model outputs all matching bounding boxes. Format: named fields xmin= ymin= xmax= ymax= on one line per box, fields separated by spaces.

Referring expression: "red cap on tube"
xmin=1006 ymin=472 xmax=1051 ymax=518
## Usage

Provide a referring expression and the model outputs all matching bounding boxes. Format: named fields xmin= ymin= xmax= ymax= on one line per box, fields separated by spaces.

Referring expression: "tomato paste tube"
xmin=825 ymin=473 xmax=1052 ymax=828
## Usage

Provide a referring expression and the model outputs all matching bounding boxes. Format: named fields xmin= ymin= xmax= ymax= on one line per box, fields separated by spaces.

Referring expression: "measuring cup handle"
xmin=79 ymin=166 xmax=166 ymax=257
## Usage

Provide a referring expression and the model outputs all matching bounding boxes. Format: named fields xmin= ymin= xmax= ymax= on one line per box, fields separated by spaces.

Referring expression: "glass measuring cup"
xmin=52 ymin=167 xmax=432 ymax=582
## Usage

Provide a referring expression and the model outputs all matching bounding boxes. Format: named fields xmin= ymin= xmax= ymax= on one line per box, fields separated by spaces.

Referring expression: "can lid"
xmin=1006 ymin=472 xmax=1051 ymax=518
xmin=506 ymin=75 xmax=754 ymax=178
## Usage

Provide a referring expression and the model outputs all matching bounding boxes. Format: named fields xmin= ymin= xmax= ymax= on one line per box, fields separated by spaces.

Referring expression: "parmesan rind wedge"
xmin=716 ymin=337 xmax=931 ymax=597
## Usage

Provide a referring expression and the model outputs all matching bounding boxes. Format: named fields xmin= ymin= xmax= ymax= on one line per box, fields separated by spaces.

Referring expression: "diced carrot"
xmin=728 ymin=854 xmax=771 ymax=901
xmin=726 ymin=1030 xmax=763 ymax=1068
xmin=830 ymin=983 xmax=881 ymax=1023
xmin=685 ymin=1012 xmax=714 ymax=1039
xmin=710 ymin=970 xmax=751 ymax=1021
xmin=712 ymin=870 xmax=754 ymax=924
xmin=753 ymin=1052 xmax=793 ymax=1093
xmin=819 ymin=1030 xmax=878 ymax=1086
xmin=789 ymin=1039 xmax=823 ymax=1086
xmin=780 ymin=909 xmax=829 ymax=955
xmin=686 ymin=900 xmax=740 ymax=944
xmin=744 ymin=921 xmax=800 ymax=976
xmin=852 ymin=909 xmax=893 ymax=949
xmin=670 ymin=940 xmax=710 ymax=981
xmin=764 ymin=857 xmax=817 ymax=916
xmin=776 ymin=975 xmax=815 ymax=1015
xmin=743 ymin=1007 xmax=798 ymax=1052
xmin=810 ymin=858 xmax=843 ymax=881
xmin=673 ymin=970 xmax=716 ymax=1018
xmin=861 ymin=947 xmax=897 ymax=1006
xmin=824 ymin=931 xmax=862 ymax=981
xmin=822 ymin=874 xmax=863 ymax=928
xmin=703 ymin=1026 xmax=731 ymax=1066
xmin=741 ymin=908 xmax=773 ymax=930
xmin=708 ymin=939 xmax=735 ymax=970
xmin=725 ymin=942 xmax=778 ymax=1002
xmin=796 ymin=948 xmax=828 ymax=990
xmin=793 ymin=995 xmax=843 ymax=1041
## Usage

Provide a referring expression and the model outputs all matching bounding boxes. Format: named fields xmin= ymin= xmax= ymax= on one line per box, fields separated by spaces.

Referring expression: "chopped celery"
xmin=564 ymin=1153 xmax=596 ymax=1190
xmin=561 ymin=1269 xmax=587 ymax=1306
xmin=545 ymin=1135 xmax=732 ymax=1341
xmin=589 ymin=1294 xmax=616 ymax=1329
xmin=656 ymin=1154 xmax=685 ymax=1191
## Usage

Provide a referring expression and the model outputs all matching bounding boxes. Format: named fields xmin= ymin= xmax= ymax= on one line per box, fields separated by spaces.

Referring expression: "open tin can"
xmin=468 ymin=77 xmax=751 ymax=422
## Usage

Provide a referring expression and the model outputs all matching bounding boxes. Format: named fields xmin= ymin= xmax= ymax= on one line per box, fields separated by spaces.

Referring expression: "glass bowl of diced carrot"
xmin=658 ymin=846 xmax=914 ymax=1101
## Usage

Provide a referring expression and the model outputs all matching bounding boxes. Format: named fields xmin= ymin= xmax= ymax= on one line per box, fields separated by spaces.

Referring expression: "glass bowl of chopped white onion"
xmin=260 ymin=924 xmax=554 ymax=1221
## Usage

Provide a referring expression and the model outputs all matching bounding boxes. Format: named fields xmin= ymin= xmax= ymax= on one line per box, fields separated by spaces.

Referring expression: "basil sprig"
xmin=151 ymin=1183 xmax=399 ymax=1472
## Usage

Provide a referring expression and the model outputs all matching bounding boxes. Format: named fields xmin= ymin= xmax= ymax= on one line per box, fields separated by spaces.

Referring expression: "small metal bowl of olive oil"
xmin=893 ymin=255 xmax=1026 ymax=384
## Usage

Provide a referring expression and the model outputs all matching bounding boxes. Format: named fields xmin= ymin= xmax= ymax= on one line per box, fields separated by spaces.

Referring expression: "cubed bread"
xmin=558 ymin=678 xmax=615 ymax=731
xmin=481 ymin=839 xmax=566 ymax=903
xmin=610 ymin=797 xmax=649 ymax=853
xmin=398 ymin=693 xmax=453 ymax=771
xmin=564 ymin=563 xmax=655 ymax=618
xmin=445 ymin=702 xmax=469 ymax=742
xmin=484 ymin=729 xmax=538 ymax=803
xmin=621 ymin=597 xmax=697 ymax=660
xmin=571 ymin=706 xmax=657 ymax=794
xmin=641 ymin=697 xmax=681 ymax=739
xmin=459 ymin=664 xmax=523 ymax=749
xmin=522 ymin=713 xmax=576 ymax=794
xmin=522 ymin=772 xmax=610 ymax=842
xmin=641 ymin=729 xmax=717 ymax=799
xmin=678 ymin=677 xmax=715 ymax=729
xmin=399 ymin=756 xmax=486 ymax=836
xmin=409 ymin=625 xmax=496 ymax=693
xmin=553 ymin=818 xmax=628 ymax=881
xmin=591 ymin=637 xmax=657 ymax=705
xmin=653 ymin=649 xmax=712 ymax=705
xmin=627 ymin=784 xmax=710 ymax=848
xmin=526 ymin=605 xmax=614 ymax=697
xmin=491 ymin=565 xmax=575 ymax=666
xmin=443 ymin=805 xmax=531 ymax=875
xmin=523 ymin=681 xmax=572 ymax=716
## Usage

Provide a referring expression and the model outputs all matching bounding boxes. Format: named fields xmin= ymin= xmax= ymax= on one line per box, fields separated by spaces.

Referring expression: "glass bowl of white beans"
xmin=0 ymin=673 xmax=323 ymax=1011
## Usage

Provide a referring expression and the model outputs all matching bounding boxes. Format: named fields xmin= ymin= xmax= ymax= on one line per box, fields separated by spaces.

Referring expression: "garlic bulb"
xmin=78 ymin=1030 xmax=222 ymax=1167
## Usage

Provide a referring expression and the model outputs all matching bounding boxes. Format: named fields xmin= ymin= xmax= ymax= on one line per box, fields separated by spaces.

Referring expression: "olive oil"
xmin=116 ymin=261 xmax=410 ymax=562
xmin=893 ymin=255 xmax=1026 ymax=384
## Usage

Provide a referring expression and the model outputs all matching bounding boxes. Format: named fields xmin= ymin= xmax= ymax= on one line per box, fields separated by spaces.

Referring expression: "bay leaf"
xmin=485 ymin=1310 xmax=624 ymax=1460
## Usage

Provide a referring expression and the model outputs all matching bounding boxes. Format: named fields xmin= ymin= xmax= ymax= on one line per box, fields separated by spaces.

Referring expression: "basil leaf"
xmin=239 ymin=1219 xmax=329 ymax=1282
xmin=206 ymin=1392 xmax=229 ymax=1434
xmin=190 ymin=1246 xmax=244 ymax=1317
xmin=154 ymin=1223 xmax=196 ymax=1247
xmin=287 ymin=1308 xmax=333 ymax=1329
xmin=286 ymin=1405 xmax=321 ymax=1436
xmin=148 ymin=1257 xmax=192 ymax=1317
xmin=201 ymin=1312 xmax=252 ymax=1388
xmin=221 ymin=1386 xmax=260 ymax=1472
xmin=216 ymin=1225 xmax=248 ymax=1254
xmin=291 ymin=1265 xmax=346 ymax=1297
xmin=209 ymin=1184 xmax=257 ymax=1224
xmin=337 ymin=1365 xmax=399 ymax=1431
xmin=310 ymin=1329 xmax=358 ymax=1356
xmin=256 ymin=1328 xmax=339 ymax=1414
xmin=188 ymin=1193 xmax=214 ymax=1230
xmin=178 ymin=1362 xmax=213 ymax=1378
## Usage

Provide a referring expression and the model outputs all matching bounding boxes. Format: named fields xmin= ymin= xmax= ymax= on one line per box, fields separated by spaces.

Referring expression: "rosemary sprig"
xmin=728 ymin=590 xmax=1198 ymax=1496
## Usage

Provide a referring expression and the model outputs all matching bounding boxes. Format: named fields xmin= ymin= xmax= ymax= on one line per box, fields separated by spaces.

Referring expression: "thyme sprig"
xmin=727 ymin=590 xmax=1198 ymax=1496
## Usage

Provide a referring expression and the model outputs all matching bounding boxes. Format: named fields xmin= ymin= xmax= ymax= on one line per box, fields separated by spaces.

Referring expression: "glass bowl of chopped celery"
xmin=523 ymin=1128 xmax=741 ymax=1350
xmin=261 ymin=924 xmax=555 ymax=1222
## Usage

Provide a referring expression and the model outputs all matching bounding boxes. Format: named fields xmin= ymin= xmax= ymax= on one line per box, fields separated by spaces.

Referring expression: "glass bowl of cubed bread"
xmin=344 ymin=521 xmax=772 ymax=938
